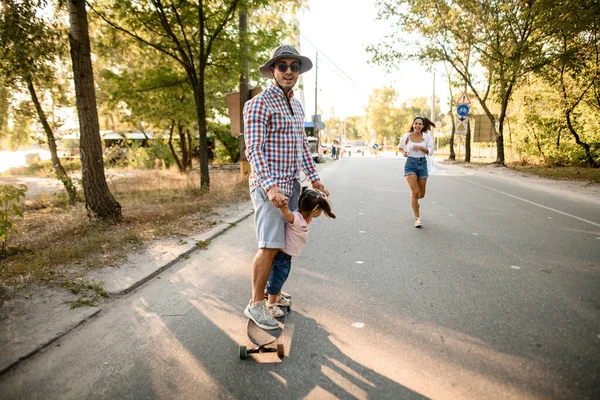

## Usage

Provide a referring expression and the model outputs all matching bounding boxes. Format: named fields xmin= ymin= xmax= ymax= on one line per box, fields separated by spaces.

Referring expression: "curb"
xmin=0 ymin=206 xmax=255 ymax=376
xmin=114 ymin=207 xmax=255 ymax=296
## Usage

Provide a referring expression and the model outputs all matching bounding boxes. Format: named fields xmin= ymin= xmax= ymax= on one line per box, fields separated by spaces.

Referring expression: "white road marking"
xmin=359 ymin=231 xmax=365 ymax=234
xmin=352 ymin=322 xmax=365 ymax=328
xmin=510 ymin=266 xmax=521 ymax=270
xmin=459 ymin=178 xmax=600 ymax=228
xmin=473 ymin=233 xmax=479 ymax=236
xmin=355 ymin=261 xmax=364 ymax=264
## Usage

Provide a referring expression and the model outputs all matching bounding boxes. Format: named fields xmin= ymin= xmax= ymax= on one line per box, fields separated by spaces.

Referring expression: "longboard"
xmin=239 ymin=305 xmax=289 ymax=359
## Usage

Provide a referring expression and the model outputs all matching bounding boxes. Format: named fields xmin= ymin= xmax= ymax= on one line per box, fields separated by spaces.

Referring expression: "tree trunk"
xmin=186 ymin=129 xmax=193 ymax=170
xmin=565 ymin=109 xmax=599 ymax=168
xmin=167 ymin=120 xmax=183 ymax=172
xmin=465 ymin=124 xmax=471 ymax=163
xmin=68 ymin=0 xmax=121 ymax=221
xmin=26 ymin=76 xmax=79 ymax=204
xmin=192 ymin=80 xmax=210 ymax=190
xmin=177 ymin=123 xmax=189 ymax=171
xmin=495 ymin=83 xmax=513 ymax=166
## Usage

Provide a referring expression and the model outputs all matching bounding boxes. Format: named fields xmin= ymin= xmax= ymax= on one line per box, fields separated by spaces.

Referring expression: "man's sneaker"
xmin=274 ymin=295 xmax=292 ymax=307
xmin=415 ymin=217 xmax=422 ymax=228
xmin=244 ymin=300 xmax=279 ymax=330
xmin=266 ymin=302 xmax=285 ymax=318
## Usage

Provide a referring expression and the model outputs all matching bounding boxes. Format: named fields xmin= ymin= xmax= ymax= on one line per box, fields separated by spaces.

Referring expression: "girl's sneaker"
xmin=274 ymin=295 xmax=292 ymax=307
xmin=415 ymin=217 xmax=422 ymax=228
xmin=264 ymin=290 xmax=292 ymax=301
xmin=266 ymin=302 xmax=285 ymax=318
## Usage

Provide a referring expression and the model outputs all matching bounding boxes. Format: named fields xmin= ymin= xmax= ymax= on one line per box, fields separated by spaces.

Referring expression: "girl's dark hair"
xmin=298 ymin=188 xmax=336 ymax=219
xmin=409 ymin=116 xmax=434 ymax=133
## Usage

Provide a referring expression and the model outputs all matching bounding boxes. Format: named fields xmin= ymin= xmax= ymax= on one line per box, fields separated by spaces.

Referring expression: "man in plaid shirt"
xmin=244 ymin=45 xmax=329 ymax=330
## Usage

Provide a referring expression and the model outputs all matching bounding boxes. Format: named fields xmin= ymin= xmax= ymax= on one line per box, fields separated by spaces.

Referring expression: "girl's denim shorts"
xmin=404 ymin=156 xmax=429 ymax=179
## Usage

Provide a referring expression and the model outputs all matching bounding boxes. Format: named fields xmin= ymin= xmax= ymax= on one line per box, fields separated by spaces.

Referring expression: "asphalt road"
xmin=1 ymin=156 xmax=599 ymax=399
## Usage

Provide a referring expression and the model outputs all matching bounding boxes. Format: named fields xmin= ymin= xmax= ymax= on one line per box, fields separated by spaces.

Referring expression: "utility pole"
xmin=295 ymin=21 xmax=306 ymax=110
xmin=431 ymin=68 xmax=436 ymax=122
xmin=239 ymin=8 xmax=250 ymax=176
xmin=313 ymin=52 xmax=318 ymax=123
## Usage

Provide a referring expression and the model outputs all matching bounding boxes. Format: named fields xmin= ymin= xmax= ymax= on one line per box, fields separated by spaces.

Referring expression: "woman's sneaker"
xmin=266 ymin=302 xmax=285 ymax=318
xmin=415 ymin=217 xmax=422 ymax=228
xmin=244 ymin=300 xmax=279 ymax=330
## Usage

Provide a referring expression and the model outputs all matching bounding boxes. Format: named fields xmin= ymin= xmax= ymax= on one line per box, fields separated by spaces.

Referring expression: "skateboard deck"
xmin=239 ymin=305 xmax=289 ymax=359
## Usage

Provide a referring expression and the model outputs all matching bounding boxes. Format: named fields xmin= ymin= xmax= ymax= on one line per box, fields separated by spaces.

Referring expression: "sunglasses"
xmin=275 ymin=63 xmax=301 ymax=73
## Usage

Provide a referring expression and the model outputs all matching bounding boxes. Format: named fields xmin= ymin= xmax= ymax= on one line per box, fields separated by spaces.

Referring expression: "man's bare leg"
xmin=252 ymin=248 xmax=278 ymax=304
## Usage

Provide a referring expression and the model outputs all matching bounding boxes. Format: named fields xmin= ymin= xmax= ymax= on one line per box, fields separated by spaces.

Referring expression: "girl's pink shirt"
xmin=282 ymin=210 xmax=310 ymax=256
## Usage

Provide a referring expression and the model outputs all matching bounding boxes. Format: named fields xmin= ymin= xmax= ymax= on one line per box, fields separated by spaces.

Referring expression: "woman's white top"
xmin=398 ymin=132 xmax=434 ymax=158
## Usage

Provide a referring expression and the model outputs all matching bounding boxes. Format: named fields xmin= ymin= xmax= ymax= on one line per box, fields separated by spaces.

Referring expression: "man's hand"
xmin=312 ymin=180 xmax=330 ymax=196
xmin=266 ymin=186 xmax=286 ymax=207
xmin=274 ymin=193 xmax=288 ymax=208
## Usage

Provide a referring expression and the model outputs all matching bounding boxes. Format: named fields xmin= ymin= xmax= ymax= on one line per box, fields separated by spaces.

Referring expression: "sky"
xmin=296 ymin=0 xmax=449 ymax=120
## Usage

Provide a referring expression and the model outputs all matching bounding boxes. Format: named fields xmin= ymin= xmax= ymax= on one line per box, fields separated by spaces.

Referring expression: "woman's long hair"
xmin=409 ymin=116 xmax=434 ymax=133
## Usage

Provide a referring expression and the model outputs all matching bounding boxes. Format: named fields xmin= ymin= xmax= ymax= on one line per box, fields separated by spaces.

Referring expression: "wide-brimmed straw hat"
xmin=259 ymin=45 xmax=313 ymax=78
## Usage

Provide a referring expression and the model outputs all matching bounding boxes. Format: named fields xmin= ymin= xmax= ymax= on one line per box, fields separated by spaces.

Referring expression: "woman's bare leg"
xmin=405 ymin=174 xmax=421 ymax=219
xmin=417 ymin=178 xmax=427 ymax=199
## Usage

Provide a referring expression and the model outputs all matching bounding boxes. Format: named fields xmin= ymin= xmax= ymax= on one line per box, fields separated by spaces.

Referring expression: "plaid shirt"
xmin=244 ymin=84 xmax=319 ymax=197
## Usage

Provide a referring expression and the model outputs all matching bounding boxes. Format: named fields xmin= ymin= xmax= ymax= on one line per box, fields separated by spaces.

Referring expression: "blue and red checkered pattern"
xmin=244 ymin=84 xmax=319 ymax=197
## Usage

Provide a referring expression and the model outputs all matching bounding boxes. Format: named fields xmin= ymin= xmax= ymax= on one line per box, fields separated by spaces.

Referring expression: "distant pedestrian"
xmin=398 ymin=116 xmax=434 ymax=228
xmin=243 ymin=44 xmax=330 ymax=330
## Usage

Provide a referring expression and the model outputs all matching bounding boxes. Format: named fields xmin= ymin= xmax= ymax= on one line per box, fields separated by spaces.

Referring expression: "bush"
xmin=0 ymin=184 xmax=27 ymax=257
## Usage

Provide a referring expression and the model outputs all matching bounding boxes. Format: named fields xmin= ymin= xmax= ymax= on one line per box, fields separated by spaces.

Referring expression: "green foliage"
xmin=211 ymin=123 xmax=240 ymax=163
xmin=0 ymin=184 xmax=28 ymax=256
xmin=0 ymin=0 xmax=70 ymax=150
xmin=369 ymin=0 xmax=599 ymax=167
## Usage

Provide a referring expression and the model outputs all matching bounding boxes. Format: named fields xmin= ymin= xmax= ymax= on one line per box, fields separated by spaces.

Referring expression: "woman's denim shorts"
xmin=404 ymin=157 xmax=429 ymax=179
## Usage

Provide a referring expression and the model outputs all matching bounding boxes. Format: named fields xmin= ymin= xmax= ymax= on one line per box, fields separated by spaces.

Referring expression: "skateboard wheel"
xmin=239 ymin=346 xmax=248 ymax=359
xmin=277 ymin=344 xmax=285 ymax=358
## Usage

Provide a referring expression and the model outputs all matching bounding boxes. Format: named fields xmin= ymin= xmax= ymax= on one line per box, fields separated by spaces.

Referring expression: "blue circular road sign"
xmin=457 ymin=104 xmax=470 ymax=117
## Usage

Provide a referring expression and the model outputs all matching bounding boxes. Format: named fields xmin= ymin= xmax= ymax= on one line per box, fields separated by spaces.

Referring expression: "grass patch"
xmin=196 ymin=240 xmax=210 ymax=250
xmin=0 ymin=168 xmax=249 ymax=289
xmin=508 ymin=164 xmax=600 ymax=183
xmin=68 ymin=297 xmax=98 ymax=309
xmin=458 ymin=161 xmax=600 ymax=184
xmin=64 ymin=279 xmax=108 ymax=298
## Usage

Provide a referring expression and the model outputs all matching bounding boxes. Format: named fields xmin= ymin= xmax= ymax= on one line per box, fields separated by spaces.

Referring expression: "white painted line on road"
xmin=510 ymin=266 xmax=521 ymax=270
xmin=459 ymin=178 xmax=600 ymax=228
xmin=352 ymin=322 xmax=365 ymax=328
xmin=355 ymin=261 xmax=364 ymax=264
xmin=358 ymin=212 xmax=364 ymax=215
xmin=473 ymin=233 xmax=479 ymax=236
xmin=359 ymin=231 xmax=365 ymax=234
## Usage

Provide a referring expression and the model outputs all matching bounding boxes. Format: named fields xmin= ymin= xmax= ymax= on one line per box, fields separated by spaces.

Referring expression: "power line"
xmin=299 ymin=31 xmax=360 ymax=88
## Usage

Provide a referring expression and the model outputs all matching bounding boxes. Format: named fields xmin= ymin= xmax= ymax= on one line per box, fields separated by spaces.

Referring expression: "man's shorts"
xmin=404 ymin=157 xmax=429 ymax=179
xmin=250 ymin=180 xmax=301 ymax=249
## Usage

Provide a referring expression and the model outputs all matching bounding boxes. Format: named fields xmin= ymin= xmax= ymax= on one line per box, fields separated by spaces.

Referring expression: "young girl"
xmin=265 ymin=188 xmax=336 ymax=317
xmin=399 ymin=116 xmax=434 ymax=228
